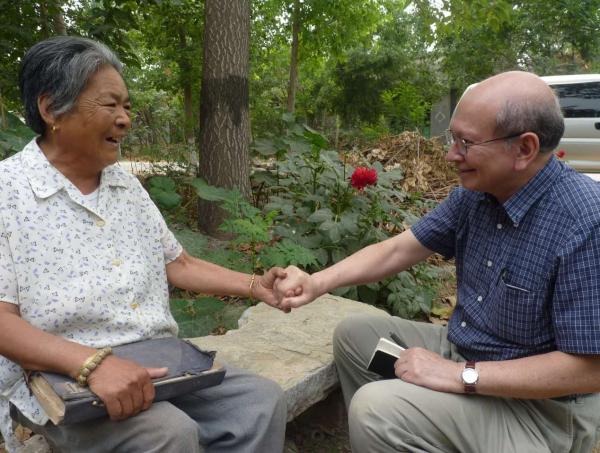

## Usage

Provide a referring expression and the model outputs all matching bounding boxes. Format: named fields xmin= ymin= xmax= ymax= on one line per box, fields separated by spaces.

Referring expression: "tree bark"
xmin=197 ymin=0 xmax=251 ymax=235
xmin=39 ymin=1 xmax=49 ymax=38
xmin=286 ymin=0 xmax=301 ymax=113
xmin=54 ymin=10 xmax=67 ymax=35
xmin=178 ymin=26 xmax=198 ymax=166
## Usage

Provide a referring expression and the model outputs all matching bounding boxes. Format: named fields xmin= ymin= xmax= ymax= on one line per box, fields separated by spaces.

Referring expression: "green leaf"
xmin=251 ymin=138 xmax=280 ymax=156
xmin=313 ymin=248 xmax=329 ymax=266
xmin=148 ymin=176 xmax=176 ymax=191
xmin=328 ymin=223 xmax=342 ymax=243
xmin=173 ymin=228 xmax=209 ymax=258
xmin=189 ymin=178 xmax=234 ymax=202
xmin=307 ymin=208 xmax=333 ymax=223
xmin=147 ymin=177 xmax=182 ymax=211
xmin=358 ymin=285 xmax=379 ymax=304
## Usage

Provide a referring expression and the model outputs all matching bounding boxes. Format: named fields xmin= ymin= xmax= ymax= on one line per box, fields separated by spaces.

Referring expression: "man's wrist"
xmin=312 ymin=271 xmax=329 ymax=298
xmin=461 ymin=361 xmax=479 ymax=394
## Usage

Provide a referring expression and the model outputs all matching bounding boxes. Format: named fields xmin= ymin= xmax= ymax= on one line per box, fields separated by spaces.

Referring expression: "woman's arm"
xmin=165 ymin=250 xmax=287 ymax=308
xmin=0 ymin=302 xmax=167 ymax=421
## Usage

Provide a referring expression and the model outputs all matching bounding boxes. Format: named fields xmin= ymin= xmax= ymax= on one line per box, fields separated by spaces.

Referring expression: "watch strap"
xmin=464 ymin=361 xmax=477 ymax=394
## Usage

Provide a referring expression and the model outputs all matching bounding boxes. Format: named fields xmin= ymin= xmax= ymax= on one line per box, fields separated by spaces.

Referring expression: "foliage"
xmin=147 ymin=174 xmax=317 ymax=276
xmin=415 ymin=0 xmax=600 ymax=92
xmin=147 ymin=175 xmax=182 ymax=211
xmin=254 ymin=115 xmax=442 ymax=318
xmin=0 ymin=111 xmax=36 ymax=159
xmin=169 ymin=296 xmax=246 ymax=337
xmin=190 ymin=177 xmax=318 ymax=274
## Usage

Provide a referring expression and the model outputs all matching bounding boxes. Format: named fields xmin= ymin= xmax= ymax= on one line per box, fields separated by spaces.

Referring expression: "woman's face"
xmin=53 ymin=65 xmax=131 ymax=171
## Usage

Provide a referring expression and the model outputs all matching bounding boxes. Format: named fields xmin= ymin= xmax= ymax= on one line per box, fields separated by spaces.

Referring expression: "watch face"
xmin=462 ymin=367 xmax=478 ymax=385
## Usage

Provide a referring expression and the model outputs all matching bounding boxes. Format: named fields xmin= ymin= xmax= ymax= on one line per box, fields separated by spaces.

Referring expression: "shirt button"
xmin=486 ymin=260 xmax=493 ymax=267
xmin=513 ymin=222 xmax=519 ymax=228
xmin=477 ymin=296 xmax=483 ymax=302
xmin=111 ymin=258 xmax=122 ymax=266
xmin=96 ymin=219 xmax=106 ymax=227
xmin=461 ymin=321 xmax=467 ymax=328
xmin=496 ymin=223 xmax=502 ymax=230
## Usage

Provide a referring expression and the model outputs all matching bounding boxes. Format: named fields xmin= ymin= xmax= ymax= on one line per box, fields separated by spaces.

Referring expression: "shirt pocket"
xmin=489 ymin=278 xmax=551 ymax=346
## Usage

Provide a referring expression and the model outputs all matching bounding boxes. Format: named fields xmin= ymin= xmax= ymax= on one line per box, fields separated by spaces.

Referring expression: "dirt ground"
xmin=285 ymin=389 xmax=351 ymax=453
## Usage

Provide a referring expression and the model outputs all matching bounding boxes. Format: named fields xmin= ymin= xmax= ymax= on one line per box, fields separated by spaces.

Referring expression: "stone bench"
xmin=189 ymin=294 xmax=387 ymax=421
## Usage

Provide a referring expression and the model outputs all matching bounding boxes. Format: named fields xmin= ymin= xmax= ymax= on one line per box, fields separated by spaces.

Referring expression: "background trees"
xmin=1 ymin=0 xmax=599 ymax=223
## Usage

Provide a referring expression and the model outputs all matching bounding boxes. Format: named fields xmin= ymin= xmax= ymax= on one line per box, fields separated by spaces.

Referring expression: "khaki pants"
xmin=333 ymin=315 xmax=600 ymax=453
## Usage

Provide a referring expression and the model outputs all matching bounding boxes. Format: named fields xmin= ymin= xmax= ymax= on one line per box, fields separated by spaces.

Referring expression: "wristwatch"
xmin=461 ymin=361 xmax=478 ymax=394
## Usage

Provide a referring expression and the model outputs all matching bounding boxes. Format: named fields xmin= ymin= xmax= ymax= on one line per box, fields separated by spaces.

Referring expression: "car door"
xmin=551 ymin=81 xmax=600 ymax=172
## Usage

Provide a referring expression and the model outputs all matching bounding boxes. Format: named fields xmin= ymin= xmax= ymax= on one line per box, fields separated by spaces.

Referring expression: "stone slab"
xmin=188 ymin=294 xmax=388 ymax=421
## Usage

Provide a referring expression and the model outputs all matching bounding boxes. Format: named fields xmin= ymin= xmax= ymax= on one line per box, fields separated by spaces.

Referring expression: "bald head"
xmin=458 ymin=71 xmax=564 ymax=152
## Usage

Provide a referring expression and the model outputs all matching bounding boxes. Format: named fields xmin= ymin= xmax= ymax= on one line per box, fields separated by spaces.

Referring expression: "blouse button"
xmin=461 ymin=321 xmax=467 ymax=328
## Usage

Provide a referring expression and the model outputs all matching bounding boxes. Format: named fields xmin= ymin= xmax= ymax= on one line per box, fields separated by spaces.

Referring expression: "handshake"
xmin=258 ymin=265 xmax=323 ymax=313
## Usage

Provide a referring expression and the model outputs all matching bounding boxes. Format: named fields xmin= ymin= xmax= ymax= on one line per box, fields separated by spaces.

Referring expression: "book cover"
xmin=27 ymin=337 xmax=226 ymax=425
xmin=367 ymin=337 xmax=405 ymax=379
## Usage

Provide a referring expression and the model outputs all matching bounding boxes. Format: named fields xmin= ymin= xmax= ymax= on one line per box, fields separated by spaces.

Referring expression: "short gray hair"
xmin=19 ymin=36 xmax=123 ymax=135
xmin=495 ymin=95 xmax=564 ymax=153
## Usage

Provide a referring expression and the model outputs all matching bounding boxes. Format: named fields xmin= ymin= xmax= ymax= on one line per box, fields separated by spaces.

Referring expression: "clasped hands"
xmin=257 ymin=265 xmax=316 ymax=312
xmin=259 ymin=266 xmax=465 ymax=393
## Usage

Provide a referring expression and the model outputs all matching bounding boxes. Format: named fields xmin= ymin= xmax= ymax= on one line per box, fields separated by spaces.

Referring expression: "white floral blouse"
xmin=0 ymin=139 xmax=182 ymax=451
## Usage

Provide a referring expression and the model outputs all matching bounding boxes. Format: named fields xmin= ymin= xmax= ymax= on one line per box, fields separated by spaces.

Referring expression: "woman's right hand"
xmin=87 ymin=355 xmax=168 ymax=421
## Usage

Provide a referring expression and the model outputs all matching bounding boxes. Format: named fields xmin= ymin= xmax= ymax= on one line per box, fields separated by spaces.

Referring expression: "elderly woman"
xmin=0 ymin=36 xmax=287 ymax=453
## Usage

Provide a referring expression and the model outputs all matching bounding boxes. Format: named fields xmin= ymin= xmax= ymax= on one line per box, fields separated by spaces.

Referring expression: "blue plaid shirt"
xmin=412 ymin=157 xmax=600 ymax=361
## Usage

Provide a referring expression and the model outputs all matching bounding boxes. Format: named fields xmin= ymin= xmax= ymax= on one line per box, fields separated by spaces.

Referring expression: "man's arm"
xmin=394 ymin=347 xmax=600 ymax=398
xmin=277 ymin=229 xmax=434 ymax=309
xmin=165 ymin=250 xmax=287 ymax=308
xmin=0 ymin=302 xmax=167 ymax=420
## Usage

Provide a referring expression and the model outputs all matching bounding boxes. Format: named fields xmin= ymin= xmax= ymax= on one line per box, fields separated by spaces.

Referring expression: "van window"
xmin=552 ymin=82 xmax=600 ymax=118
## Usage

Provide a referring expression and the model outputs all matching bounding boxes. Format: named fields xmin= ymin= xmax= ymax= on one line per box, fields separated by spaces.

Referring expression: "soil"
xmin=284 ymin=389 xmax=351 ymax=453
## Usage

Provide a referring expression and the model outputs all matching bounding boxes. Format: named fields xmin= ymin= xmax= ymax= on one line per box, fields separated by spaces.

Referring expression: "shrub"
xmin=253 ymin=115 xmax=443 ymax=318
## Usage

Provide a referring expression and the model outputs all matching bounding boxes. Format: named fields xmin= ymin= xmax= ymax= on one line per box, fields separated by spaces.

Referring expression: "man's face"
xmin=446 ymin=97 xmax=519 ymax=202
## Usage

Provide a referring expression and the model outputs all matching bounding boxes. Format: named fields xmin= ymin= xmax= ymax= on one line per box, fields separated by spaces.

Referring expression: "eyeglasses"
xmin=444 ymin=129 xmax=524 ymax=156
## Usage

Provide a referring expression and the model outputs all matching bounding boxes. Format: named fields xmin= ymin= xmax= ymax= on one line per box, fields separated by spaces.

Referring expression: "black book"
xmin=27 ymin=337 xmax=226 ymax=425
xmin=367 ymin=337 xmax=405 ymax=379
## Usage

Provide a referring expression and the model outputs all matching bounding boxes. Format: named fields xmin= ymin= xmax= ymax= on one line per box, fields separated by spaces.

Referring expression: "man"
xmin=274 ymin=71 xmax=600 ymax=452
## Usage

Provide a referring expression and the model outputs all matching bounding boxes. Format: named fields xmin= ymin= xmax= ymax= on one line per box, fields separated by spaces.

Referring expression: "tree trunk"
xmin=54 ymin=11 xmax=67 ymax=35
xmin=39 ymin=1 xmax=49 ymax=37
xmin=40 ymin=1 xmax=67 ymax=36
xmin=197 ymin=0 xmax=251 ymax=235
xmin=178 ymin=27 xmax=198 ymax=167
xmin=286 ymin=0 xmax=300 ymax=113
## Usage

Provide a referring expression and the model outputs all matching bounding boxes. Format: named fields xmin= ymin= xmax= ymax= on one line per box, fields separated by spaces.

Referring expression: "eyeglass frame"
xmin=444 ymin=129 xmax=525 ymax=156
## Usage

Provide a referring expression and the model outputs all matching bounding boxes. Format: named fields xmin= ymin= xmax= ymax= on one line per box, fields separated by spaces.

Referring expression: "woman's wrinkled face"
xmin=54 ymin=65 xmax=131 ymax=170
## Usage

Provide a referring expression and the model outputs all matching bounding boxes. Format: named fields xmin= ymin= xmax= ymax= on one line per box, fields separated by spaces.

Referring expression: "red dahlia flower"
xmin=350 ymin=167 xmax=378 ymax=190
xmin=555 ymin=149 xmax=566 ymax=158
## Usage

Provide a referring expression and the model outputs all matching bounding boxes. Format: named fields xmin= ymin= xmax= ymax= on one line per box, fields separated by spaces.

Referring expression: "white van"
xmin=542 ymin=74 xmax=600 ymax=172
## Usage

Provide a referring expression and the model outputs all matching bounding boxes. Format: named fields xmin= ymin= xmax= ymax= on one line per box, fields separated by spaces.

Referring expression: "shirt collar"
xmin=502 ymin=156 xmax=562 ymax=225
xmin=22 ymin=138 xmax=130 ymax=199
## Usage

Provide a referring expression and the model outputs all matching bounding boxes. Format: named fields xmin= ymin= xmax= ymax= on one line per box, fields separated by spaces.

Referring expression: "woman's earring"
xmin=51 ymin=124 xmax=57 ymax=133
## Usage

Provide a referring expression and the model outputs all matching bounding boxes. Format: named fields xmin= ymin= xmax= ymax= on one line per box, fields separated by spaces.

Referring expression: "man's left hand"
xmin=393 ymin=347 xmax=464 ymax=394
